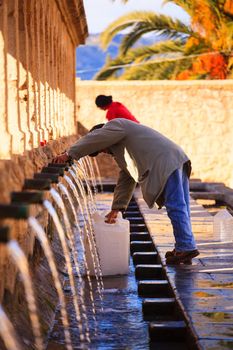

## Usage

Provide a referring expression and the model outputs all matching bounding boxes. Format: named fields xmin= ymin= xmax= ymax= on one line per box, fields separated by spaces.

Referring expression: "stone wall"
xmin=0 ymin=1 xmax=88 ymax=346
xmin=0 ymin=0 xmax=87 ymax=160
xmin=76 ymin=80 xmax=233 ymax=187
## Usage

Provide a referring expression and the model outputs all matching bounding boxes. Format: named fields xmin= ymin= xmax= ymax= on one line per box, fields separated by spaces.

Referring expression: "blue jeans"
xmin=164 ymin=166 xmax=197 ymax=252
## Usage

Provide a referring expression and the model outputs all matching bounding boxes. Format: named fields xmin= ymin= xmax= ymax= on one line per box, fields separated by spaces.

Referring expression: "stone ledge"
xmin=0 ymin=135 xmax=77 ymax=203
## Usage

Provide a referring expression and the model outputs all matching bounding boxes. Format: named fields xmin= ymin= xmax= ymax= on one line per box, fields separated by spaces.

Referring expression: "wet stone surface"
xmin=199 ymin=339 xmax=233 ymax=350
xmin=47 ymin=258 xmax=149 ymax=350
xmin=46 ymin=189 xmax=233 ymax=350
xmin=135 ymin=189 xmax=233 ymax=350
xmin=47 ymin=193 xmax=149 ymax=350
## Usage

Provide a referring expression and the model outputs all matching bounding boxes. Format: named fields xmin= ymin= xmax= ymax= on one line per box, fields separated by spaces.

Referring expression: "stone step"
xmin=130 ymin=233 xmax=151 ymax=242
xmin=127 ymin=202 xmax=138 ymax=207
xmin=130 ymin=224 xmax=148 ymax=232
xmin=123 ymin=212 xmax=143 ymax=218
xmin=130 ymin=241 xmax=155 ymax=254
xmin=125 ymin=207 xmax=139 ymax=212
xmin=149 ymin=321 xmax=187 ymax=341
xmin=127 ymin=207 xmax=139 ymax=212
xmin=133 ymin=252 xmax=159 ymax=265
xmin=149 ymin=341 xmax=188 ymax=350
xmin=142 ymin=298 xmax=176 ymax=315
xmin=138 ymin=280 xmax=171 ymax=297
xmin=128 ymin=218 xmax=145 ymax=224
xmin=135 ymin=264 xmax=164 ymax=280
xmin=102 ymin=184 xmax=116 ymax=192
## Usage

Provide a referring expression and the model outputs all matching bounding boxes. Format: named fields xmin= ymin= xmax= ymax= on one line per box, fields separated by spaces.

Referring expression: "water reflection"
xmin=84 ymin=258 xmax=149 ymax=350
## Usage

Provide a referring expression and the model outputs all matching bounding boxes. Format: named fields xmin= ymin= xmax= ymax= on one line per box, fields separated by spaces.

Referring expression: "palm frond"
xmin=184 ymin=38 xmax=213 ymax=55
xmin=117 ymin=55 xmax=194 ymax=80
xmin=162 ymin=0 xmax=193 ymax=16
xmin=119 ymin=13 xmax=193 ymax=54
xmin=95 ymin=51 xmax=196 ymax=81
xmin=100 ymin=12 xmax=145 ymax=49
xmin=204 ymin=0 xmax=222 ymax=21
xmin=225 ymin=22 xmax=233 ymax=52
xmin=122 ymin=39 xmax=186 ymax=61
xmin=94 ymin=56 xmax=133 ymax=80
xmin=100 ymin=11 xmax=193 ymax=52
xmin=95 ymin=39 xmax=186 ymax=80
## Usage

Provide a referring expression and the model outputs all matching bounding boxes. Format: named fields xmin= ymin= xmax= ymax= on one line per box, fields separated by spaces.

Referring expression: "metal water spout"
xmin=42 ymin=166 xmax=65 ymax=177
xmin=0 ymin=204 xmax=30 ymax=219
xmin=23 ymin=179 xmax=51 ymax=190
xmin=34 ymin=173 xmax=60 ymax=183
xmin=48 ymin=163 xmax=69 ymax=171
xmin=11 ymin=191 xmax=45 ymax=205
xmin=0 ymin=226 xmax=10 ymax=243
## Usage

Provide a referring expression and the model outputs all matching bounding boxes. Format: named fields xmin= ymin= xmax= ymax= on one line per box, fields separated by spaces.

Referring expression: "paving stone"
xmin=199 ymin=339 xmax=233 ymax=350
xmin=190 ymin=311 xmax=233 ymax=324
xmin=193 ymin=323 xmax=233 ymax=339
xmin=134 ymin=187 xmax=233 ymax=349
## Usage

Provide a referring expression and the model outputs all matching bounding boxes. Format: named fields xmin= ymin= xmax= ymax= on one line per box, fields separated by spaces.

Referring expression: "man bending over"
xmin=53 ymin=119 xmax=199 ymax=265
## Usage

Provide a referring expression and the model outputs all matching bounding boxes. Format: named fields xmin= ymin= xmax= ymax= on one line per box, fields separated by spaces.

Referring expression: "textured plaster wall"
xmin=76 ymin=80 xmax=233 ymax=187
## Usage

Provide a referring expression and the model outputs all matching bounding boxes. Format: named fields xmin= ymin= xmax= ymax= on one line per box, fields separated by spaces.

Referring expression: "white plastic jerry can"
xmin=213 ymin=209 xmax=233 ymax=241
xmin=85 ymin=211 xmax=130 ymax=276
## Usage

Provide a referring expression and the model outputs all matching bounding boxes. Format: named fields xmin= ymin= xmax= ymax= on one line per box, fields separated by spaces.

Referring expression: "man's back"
xmin=68 ymin=119 xmax=189 ymax=207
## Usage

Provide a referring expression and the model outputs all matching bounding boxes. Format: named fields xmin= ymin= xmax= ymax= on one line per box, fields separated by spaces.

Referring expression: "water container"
xmin=213 ymin=209 xmax=233 ymax=241
xmin=85 ymin=211 xmax=130 ymax=276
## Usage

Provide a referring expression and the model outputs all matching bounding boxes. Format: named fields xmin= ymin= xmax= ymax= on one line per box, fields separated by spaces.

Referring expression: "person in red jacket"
xmin=95 ymin=95 xmax=140 ymax=123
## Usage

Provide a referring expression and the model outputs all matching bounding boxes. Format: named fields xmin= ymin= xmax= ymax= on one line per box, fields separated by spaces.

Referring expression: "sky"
xmin=83 ymin=0 xmax=190 ymax=34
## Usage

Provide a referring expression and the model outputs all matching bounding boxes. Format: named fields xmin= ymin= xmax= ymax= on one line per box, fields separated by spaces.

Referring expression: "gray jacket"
xmin=68 ymin=119 xmax=189 ymax=209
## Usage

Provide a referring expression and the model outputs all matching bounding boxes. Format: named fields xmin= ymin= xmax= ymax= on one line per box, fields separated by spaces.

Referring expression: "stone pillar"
xmin=0 ymin=1 xmax=11 ymax=159
xmin=7 ymin=0 xmax=25 ymax=155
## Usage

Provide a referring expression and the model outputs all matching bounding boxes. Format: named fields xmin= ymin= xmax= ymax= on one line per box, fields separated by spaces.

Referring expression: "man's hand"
xmin=52 ymin=152 xmax=69 ymax=164
xmin=105 ymin=210 xmax=119 ymax=224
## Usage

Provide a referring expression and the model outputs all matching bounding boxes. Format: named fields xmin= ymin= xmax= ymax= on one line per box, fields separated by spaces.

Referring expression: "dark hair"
xmin=89 ymin=123 xmax=105 ymax=133
xmin=95 ymin=95 xmax=112 ymax=108
xmin=88 ymin=123 xmax=105 ymax=157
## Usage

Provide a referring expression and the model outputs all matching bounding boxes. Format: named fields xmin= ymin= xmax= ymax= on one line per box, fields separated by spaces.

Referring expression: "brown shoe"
xmin=165 ymin=249 xmax=176 ymax=258
xmin=166 ymin=249 xmax=200 ymax=265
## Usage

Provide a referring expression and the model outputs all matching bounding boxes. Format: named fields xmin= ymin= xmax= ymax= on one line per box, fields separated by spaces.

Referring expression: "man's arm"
xmin=52 ymin=121 xmax=126 ymax=164
xmin=112 ymin=169 xmax=137 ymax=210
xmin=68 ymin=122 xmax=125 ymax=160
xmin=105 ymin=169 xmax=136 ymax=223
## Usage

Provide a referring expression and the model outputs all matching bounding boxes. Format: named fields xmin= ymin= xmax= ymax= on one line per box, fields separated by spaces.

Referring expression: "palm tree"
xmin=95 ymin=0 xmax=233 ymax=80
